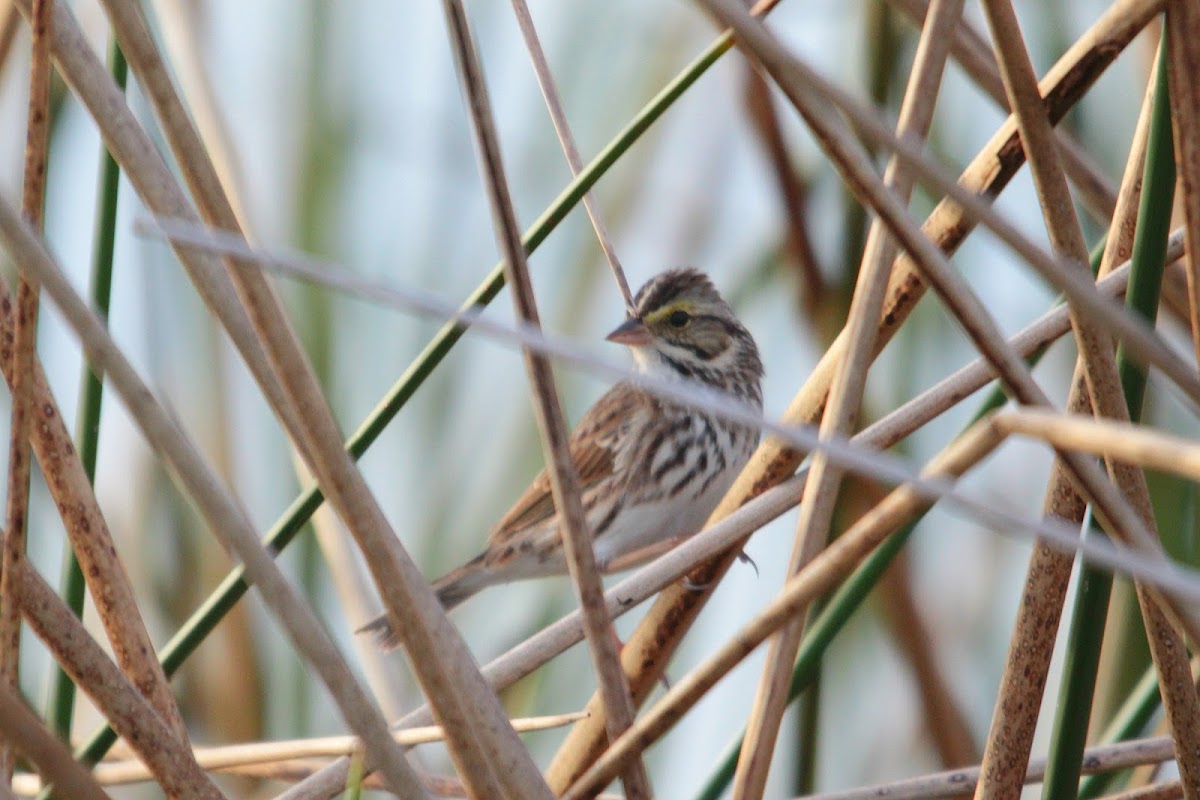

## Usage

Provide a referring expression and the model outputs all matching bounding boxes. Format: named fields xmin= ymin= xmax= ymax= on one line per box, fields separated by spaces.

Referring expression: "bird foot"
xmin=737 ymin=550 xmax=759 ymax=577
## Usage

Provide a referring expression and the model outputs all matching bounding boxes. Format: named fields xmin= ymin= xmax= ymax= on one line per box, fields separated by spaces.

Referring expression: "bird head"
xmin=606 ymin=268 xmax=763 ymax=397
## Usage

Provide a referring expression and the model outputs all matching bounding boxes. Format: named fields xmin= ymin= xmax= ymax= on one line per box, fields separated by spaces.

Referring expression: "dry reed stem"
xmin=1105 ymin=783 xmax=1186 ymax=800
xmin=0 ymin=0 xmax=49 ymax=781
xmin=91 ymin=0 xmax=552 ymax=790
xmin=718 ymin=1 xmax=1199 ymax=406
xmin=733 ymin=1 xmax=963 ymax=794
xmin=145 ymin=0 xmax=251 ymax=230
xmin=974 ymin=28 xmax=1200 ymax=795
xmin=1133 ymin=584 xmax=1200 ymax=795
xmin=977 ymin=0 xmax=1129 ymax=442
xmin=0 ymin=203 xmax=427 ymax=797
xmin=276 ymin=241 xmax=1183 ymax=798
xmin=1128 ymin=715 xmax=1171 ymax=795
xmin=163 ymin=0 xmax=403 ymax=725
xmin=1165 ymin=0 xmax=1200 ymax=369
xmin=0 ymin=261 xmax=196 ymax=740
xmin=8 ymin=0 xmax=306 ymax=446
xmin=116 ymin=27 xmax=521 ymax=794
xmin=16 ymin=562 xmax=223 ymax=799
xmin=742 ymin=68 xmax=824 ymax=310
xmin=510 ymin=0 xmax=634 ymax=311
xmin=984 ymin=10 xmax=1190 ymax=796
xmin=996 ymin=409 xmax=1200 ymax=479
xmin=972 ymin=68 xmax=1141 ymax=800
xmin=0 ymin=682 xmax=110 ymax=800
xmin=104 ymin=761 xmax=626 ymax=800
xmin=10 ymin=713 xmax=588 ymax=793
xmin=792 ymin=734 xmax=1178 ymax=800
xmin=863 ymin=240 xmax=1184 ymax=448
xmin=294 ymin=457 xmax=406 ymax=719
xmin=0 ymin=1 xmax=18 ymax=78
xmin=441 ymin=0 xmax=642 ymax=796
xmin=749 ymin=7 xmax=1198 ymax=405
xmin=1162 ymin=258 xmax=1194 ymax=325
xmin=888 ymin=0 xmax=1119 ymax=223
xmin=0 ymin=281 xmax=190 ymax=751
xmin=545 ymin=2 xmax=1164 ymax=783
xmin=564 ymin=420 xmax=1008 ymax=798
xmin=87 ymin=760 xmax=435 ymax=796
xmin=880 ymin=548 xmax=978 ymax=768
xmin=712 ymin=0 xmax=1199 ymax=638
xmin=3 ymin=0 xmax=189 ymax=749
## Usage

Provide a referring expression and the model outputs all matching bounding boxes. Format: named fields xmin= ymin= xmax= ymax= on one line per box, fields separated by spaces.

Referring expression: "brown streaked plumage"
xmin=359 ymin=268 xmax=763 ymax=649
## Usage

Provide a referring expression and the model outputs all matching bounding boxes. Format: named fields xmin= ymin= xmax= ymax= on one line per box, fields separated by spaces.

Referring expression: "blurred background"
xmin=0 ymin=0 xmax=1179 ymax=796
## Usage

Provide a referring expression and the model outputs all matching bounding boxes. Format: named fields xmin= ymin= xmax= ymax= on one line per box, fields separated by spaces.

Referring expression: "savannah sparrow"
xmin=360 ymin=268 xmax=763 ymax=649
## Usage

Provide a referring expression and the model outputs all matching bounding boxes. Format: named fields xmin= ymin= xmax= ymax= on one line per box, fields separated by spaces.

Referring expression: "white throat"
xmin=629 ymin=346 xmax=677 ymax=378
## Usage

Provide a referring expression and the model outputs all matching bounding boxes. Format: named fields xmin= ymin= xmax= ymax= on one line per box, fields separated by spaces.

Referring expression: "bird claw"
xmin=680 ymin=552 xmax=756 ymax=593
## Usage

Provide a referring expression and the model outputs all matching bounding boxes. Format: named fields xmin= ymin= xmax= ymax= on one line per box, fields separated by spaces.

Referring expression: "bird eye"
xmin=668 ymin=310 xmax=690 ymax=328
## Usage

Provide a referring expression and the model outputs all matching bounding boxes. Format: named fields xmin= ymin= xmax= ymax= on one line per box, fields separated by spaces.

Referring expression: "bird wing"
xmin=486 ymin=383 xmax=649 ymax=548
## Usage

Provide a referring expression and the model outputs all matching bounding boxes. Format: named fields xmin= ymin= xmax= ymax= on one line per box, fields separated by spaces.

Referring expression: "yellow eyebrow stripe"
xmin=643 ymin=300 xmax=696 ymax=324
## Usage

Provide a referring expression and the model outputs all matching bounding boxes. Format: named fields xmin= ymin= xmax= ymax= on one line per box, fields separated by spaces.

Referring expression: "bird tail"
xmin=432 ymin=554 xmax=491 ymax=610
xmin=355 ymin=554 xmax=490 ymax=651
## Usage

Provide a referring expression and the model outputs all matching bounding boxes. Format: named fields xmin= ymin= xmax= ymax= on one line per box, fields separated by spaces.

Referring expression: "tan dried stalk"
xmin=733 ymin=11 xmax=1198 ymax=403
xmin=0 ymin=201 xmax=425 ymax=796
xmin=509 ymin=0 xmax=634 ymax=310
xmin=742 ymin=68 xmax=825 ymax=311
xmin=710 ymin=3 xmax=1197 ymax=404
xmin=0 ymin=0 xmax=542 ymax=788
xmin=0 ymin=260 xmax=194 ymax=739
xmin=0 ymin=11 xmax=190 ymax=752
xmin=997 ymin=409 xmax=1200 ymax=479
xmin=0 ymin=1 xmax=18 ymax=77
xmin=545 ymin=0 xmax=1164 ymax=785
xmin=1104 ymin=783 xmax=1186 ymax=800
xmin=972 ymin=23 xmax=1200 ymax=795
xmin=8 ymin=0 xmax=305 ymax=443
xmin=145 ymin=0 xmax=252 ymax=229
xmin=440 ymin=0 xmax=640 ymax=795
xmin=791 ymin=734 xmax=1178 ymax=800
xmin=92 ymin=1 xmax=553 ymax=790
xmin=1166 ymin=0 xmax=1200 ymax=368
xmin=723 ymin=0 xmax=1197 ymax=683
xmin=16 ymin=562 xmax=223 ymax=799
xmin=1162 ymin=257 xmax=1194 ymax=324
xmin=0 ymin=217 xmax=188 ymax=750
xmin=95 ymin=763 xmax=631 ymax=800
xmin=978 ymin=0 xmax=1117 ymax=439
xmin=887 ymin=0 xmax=1119 ymax=223
xmin=10 ymin=713 xmax=587 ymax=793
xmin=733 ymin=1 xmax=963 ymax=794
xmin=0 ymin=681 xmax=111 ymax=800
xmin=295 ymin=458 xmax=407 ymax=719
xmin=0 ymin=0 xmax=50 ymax=780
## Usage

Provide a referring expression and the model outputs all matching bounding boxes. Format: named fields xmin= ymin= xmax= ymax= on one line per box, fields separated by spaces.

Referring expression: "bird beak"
xmin=606 ymin=316 xmax=653 ymax=346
